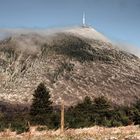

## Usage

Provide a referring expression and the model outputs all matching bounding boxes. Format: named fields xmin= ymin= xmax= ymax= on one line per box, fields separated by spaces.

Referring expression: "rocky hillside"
xmin=0 ymin=27 xmax=140 ymax=106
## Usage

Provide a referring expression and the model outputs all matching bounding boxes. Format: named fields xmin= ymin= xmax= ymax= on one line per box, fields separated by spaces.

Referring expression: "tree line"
xmin=0 ymin=82 xmax=140 ymax=133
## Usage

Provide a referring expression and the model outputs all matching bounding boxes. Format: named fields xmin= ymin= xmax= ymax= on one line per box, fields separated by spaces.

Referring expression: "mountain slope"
xmin=0 ymin=27 xmax=140 ymax=106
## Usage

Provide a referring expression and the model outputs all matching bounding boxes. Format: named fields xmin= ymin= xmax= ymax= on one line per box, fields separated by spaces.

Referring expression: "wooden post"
xmin=27 ymin=121 xmax=31 ymax=140
xmin=60 ymin=100 xmax=64 ymax=134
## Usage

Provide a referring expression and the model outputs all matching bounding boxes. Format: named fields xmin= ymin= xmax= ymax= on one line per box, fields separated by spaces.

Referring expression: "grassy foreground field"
xmin=0 ymin=125 xmax=139 ymax=140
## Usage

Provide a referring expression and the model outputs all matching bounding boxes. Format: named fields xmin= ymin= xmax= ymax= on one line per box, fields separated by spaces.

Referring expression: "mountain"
xmin=0 ymin=26 xmax=140 ymax=107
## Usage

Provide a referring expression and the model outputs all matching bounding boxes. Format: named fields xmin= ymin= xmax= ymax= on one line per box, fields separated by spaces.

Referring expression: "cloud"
xmin=114 ymin=41 xmax=140 ymax=58
xmin=1 ymin=28 xmax=140 ymax=58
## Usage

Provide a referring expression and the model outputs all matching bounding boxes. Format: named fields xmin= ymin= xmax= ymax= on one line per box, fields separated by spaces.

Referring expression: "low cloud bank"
xmin=113 ymin=41 xmax=140 ymax=58
xmin=0 ymin=28 xmax=140 ymax=58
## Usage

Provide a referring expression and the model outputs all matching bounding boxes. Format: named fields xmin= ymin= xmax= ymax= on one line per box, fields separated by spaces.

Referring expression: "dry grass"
xmin=0 ymin=125 xmax=139 ymax=140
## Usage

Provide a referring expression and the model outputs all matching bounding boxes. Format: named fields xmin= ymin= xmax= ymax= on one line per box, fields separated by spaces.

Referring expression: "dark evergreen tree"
xmin=92 ymin=96 xmax=112 ymax=126
xmin=94 ymin=96 xmax=110 ymax=110
xmin=132 ymin=99 xmax=140 ymax=124
xmin=30 ymin=83 xmax=53 ymax=125
xmin=65 ymin=96 xmax=94 ymax=128
xmin=134 ymin=99 xmax=140 ymax=111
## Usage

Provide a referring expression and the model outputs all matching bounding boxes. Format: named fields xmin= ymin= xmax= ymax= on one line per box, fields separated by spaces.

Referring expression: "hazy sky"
xmin=0 ymin=0 xmax=140 ymax=47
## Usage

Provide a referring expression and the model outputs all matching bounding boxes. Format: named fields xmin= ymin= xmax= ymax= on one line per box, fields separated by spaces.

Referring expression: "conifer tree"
xmin=132 ymin=99 xmax=140 ymax=124
xmin=94 ymin=96 xmax=110 ymax=110
xmin=30 ymin=83 xmax=53 ymax=125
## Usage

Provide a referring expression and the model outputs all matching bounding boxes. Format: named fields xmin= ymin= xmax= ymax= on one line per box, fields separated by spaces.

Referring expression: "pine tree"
xmin=132 ymin=99 xmax=140 ymax=124
xmin=93 ymin=96 xmax=111 ymax=126
xmin=94 ymin=96 xmax=110 ymax=111
xmin=30 ymin=83 xmax=53 ymax=125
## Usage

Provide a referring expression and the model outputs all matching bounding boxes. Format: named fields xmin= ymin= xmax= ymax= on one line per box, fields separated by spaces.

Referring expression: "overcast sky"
xmin=0 ymin=0 xmax=140 ymax=48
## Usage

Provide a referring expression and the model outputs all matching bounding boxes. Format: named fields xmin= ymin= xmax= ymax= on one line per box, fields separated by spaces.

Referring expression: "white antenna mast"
xmin=83 ymin=12 xmax=86 ymax=27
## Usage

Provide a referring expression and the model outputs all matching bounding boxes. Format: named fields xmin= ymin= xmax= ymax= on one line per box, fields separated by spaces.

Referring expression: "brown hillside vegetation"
xmin=0 ymin=27 xmax=140 ymax=106
xmin=0 ymin=125 xmax=140 ymax=140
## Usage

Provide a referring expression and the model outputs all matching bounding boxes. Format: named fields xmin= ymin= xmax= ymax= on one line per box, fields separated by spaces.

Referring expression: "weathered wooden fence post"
xmin=60 ymin=100 xmax=64 ymax=134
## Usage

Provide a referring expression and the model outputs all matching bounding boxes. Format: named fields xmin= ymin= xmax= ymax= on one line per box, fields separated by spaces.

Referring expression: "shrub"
xmin=11 ymin=121 xmax=29 ymax=134
xmin=111 ymin=120 xmax=122 ymax=127
xmin=36 ymin=126 xmax=48 ymax=131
